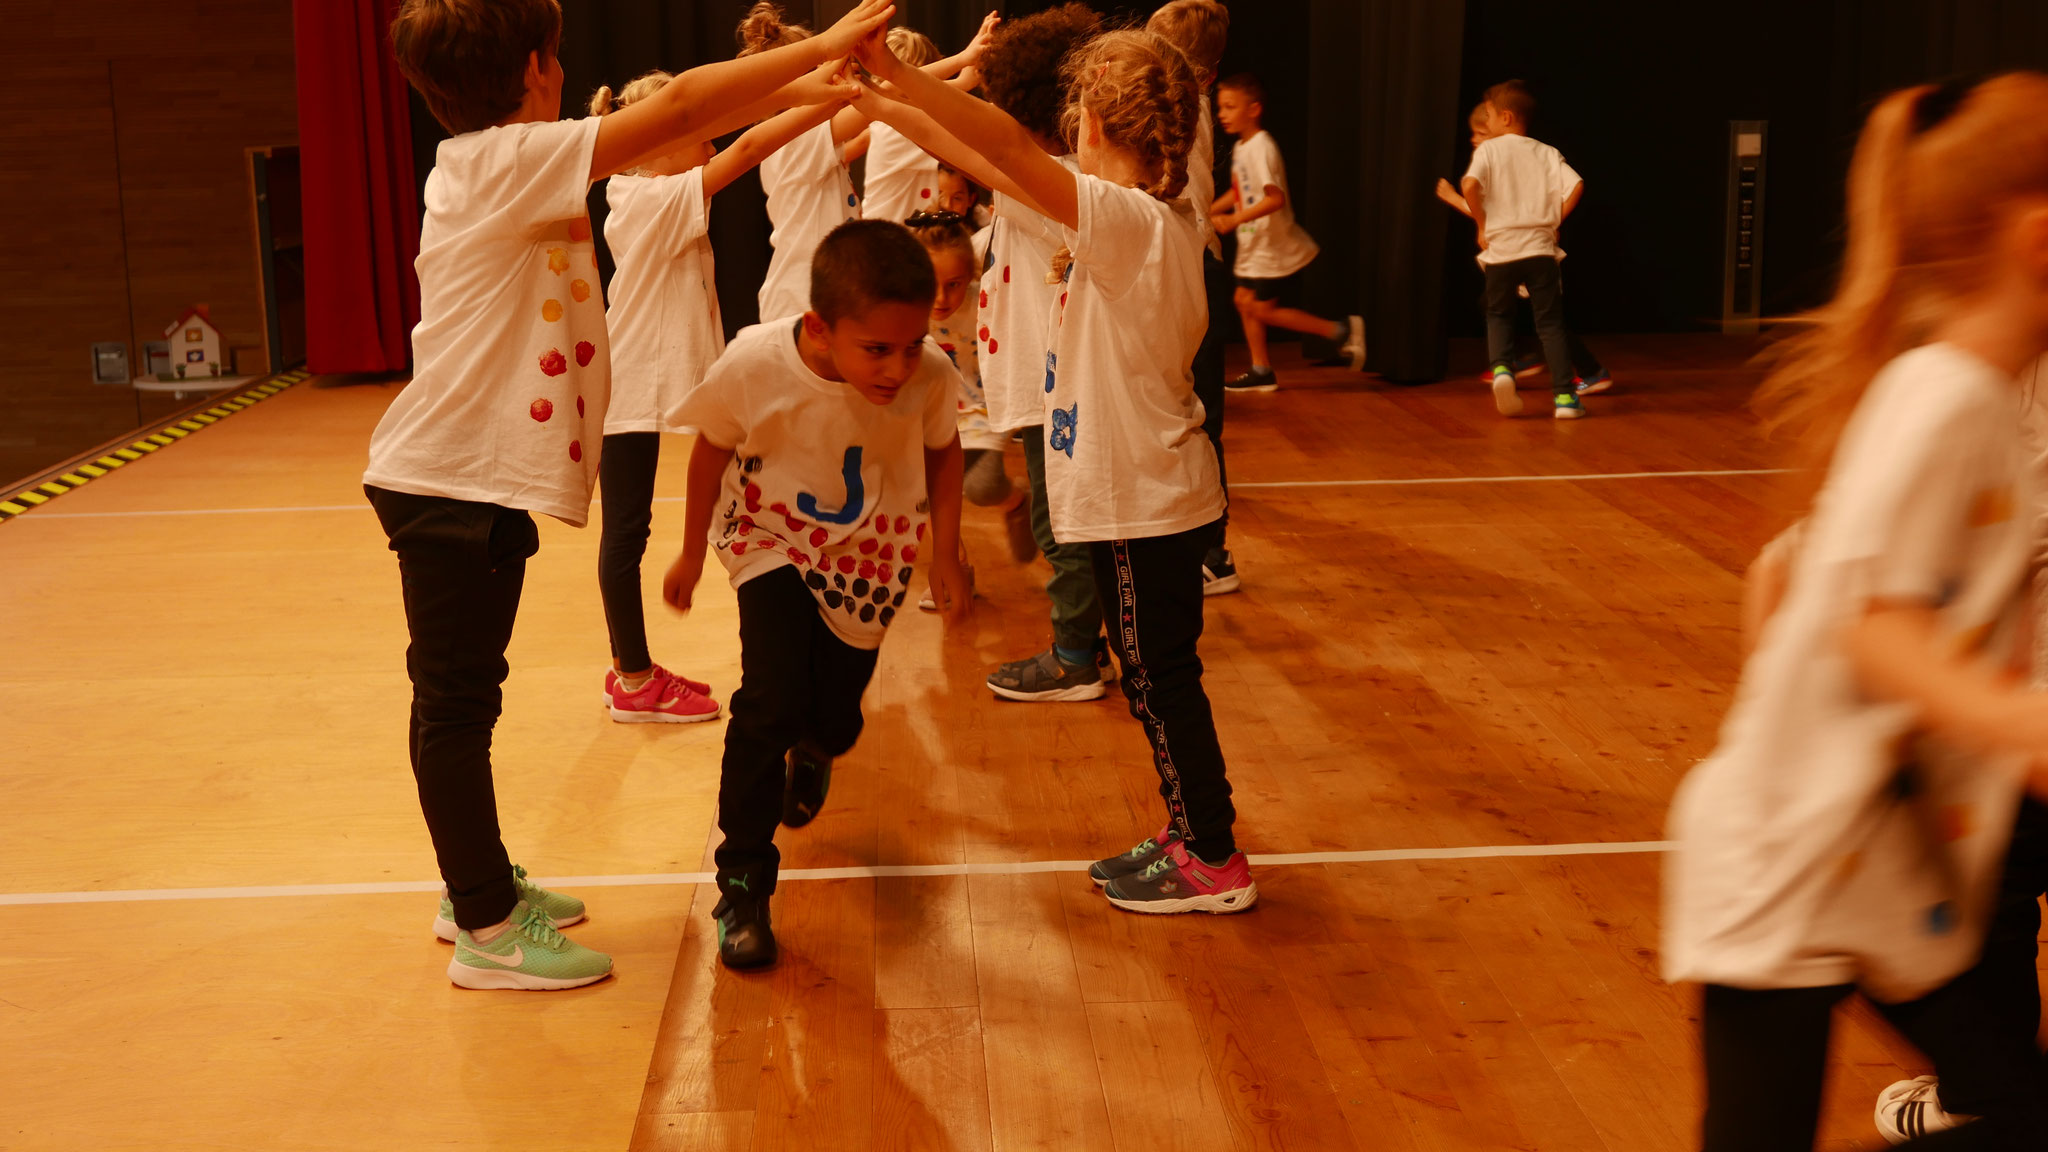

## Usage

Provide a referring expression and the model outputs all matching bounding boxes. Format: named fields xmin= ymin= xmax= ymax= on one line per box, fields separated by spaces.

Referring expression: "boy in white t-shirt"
xmin=662 ymin=221 xmax=967 ymax=970
xmin=1209 ymin=73 xmax=1364 ymax=394
xmin=1460 ymin=79 xmax=1590 ymax=420
xmin=364 ymin=0 xmax=888 ymax=991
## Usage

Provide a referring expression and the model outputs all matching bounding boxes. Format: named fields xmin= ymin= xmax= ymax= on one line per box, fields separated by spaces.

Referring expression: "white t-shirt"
xmin=602 ymin=170 xmax=723 ymax=435
xmin=676 ymin=318 xmax=960 ymax=649
xmin=365 ymin=117 xmax=609 ymax=527
xmin=758 ymin=121 xmax=859 ymax=322
xmin=1664 ymin=344 xmax=2035 ymax=1003
xmin=978 ymin=156 xmax=1079 ymax=434
xmin=1184 ymin=95 xmax=1222 ymax=262
xmin=860 ymin=122 xmax=940 ymax=225
xmin=1229 ymin=130 xmax=1318 ymax=280
xmin=1043 ymin=176 xmax=1224 ymax=543
xmin=933 ymin=291 xmax=1003 ymax=454
xmin=1462 ymin=134 xmax=1581 ymax=266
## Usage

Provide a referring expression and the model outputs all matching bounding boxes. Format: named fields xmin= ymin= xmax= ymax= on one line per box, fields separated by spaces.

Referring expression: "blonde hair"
xmin=1059 ymin=30 xmax=1200 ymax=201
xmin=886 ymin=26 xmax=940 ymax=68
xmin=588 ymin=69 xmax=672 ymax=117
xmin=736 ymin=1 xmax=810 ymax=56
xmin=1756 ymin=73 xmax=2048 ymax=477
xmin=1147 ymin=0 xmax=1229 ymax=83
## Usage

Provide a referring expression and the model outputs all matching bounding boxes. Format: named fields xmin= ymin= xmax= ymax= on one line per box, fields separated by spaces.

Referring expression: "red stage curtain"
xmin=294 ymin=0 xmax=419 ymax=373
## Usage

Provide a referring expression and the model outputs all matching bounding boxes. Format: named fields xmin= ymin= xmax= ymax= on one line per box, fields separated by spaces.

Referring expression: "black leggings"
xmin=1089 ymin=522 xmax=1237 ymax=859
xmin=598 ymin=431 xmax=660 ymax=673
xmin=1701 ymin=799 xmax=2048 ymax=1151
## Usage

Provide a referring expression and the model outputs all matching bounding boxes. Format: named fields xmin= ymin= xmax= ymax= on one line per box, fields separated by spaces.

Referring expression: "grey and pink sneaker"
xmin=604 ymin=666 xmax=720 ymax=724
xmin=1088 ymin=825 xmax=1179 ymax=887
xmin=1103 ymin=841 xmax=1258 ymax=914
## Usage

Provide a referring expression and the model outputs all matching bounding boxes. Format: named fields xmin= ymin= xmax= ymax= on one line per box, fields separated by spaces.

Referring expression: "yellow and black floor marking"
xmin=0 ymin=369 xmax=312 ymax=524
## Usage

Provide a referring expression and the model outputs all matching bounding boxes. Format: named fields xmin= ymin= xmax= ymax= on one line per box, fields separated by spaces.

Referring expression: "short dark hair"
xmin=981 ymin=2 xmax=1102 ymax=145
xmin=1484 ymin=79 xmax=1536 ymax=126
xmin=391 ymin=0 xmax=562 ymax=135
xmin=1218 ymin=72 xmax=1265 ymax=107
xmin=809 ymin=221 xmax=938 ymax=324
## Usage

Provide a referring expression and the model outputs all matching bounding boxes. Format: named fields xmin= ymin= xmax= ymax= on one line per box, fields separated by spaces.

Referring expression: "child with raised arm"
xmin=855 ymin=27 xmax=1257 ymax=914
xmin=1461 ymin=79 xmax=1591 ymax=419
xmin=662 ymin=221 xmax=967 ymax=970
xmin=1664 ymin=74 xmax=2048 ymax=1149
xmin=1210 ymin=73 xmax=1364 ymax=394
xmin=364 ymin=0 xmax=888 ymax=991
xmin=591 ymin=69 xmax=854 ymax=725
xmin=859 ymin=20 xmax=995 ymax=224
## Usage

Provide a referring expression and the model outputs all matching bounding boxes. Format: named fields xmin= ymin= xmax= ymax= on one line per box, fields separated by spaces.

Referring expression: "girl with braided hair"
xmin=854 ymin=28 xmax=1257 ymax=915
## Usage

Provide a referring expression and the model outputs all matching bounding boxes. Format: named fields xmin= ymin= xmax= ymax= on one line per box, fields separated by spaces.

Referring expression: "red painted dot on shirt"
xmin=859 ymin=538 xmax=878 ymax=555
xmin=575 ymin=341 xmax=596 ymax=367
xmin=879 ymin=543 xmax=894 ymax=561
xmin=859 ymin=559 xmax=876 ymax=579
xmin=789 ymin=549 xmax=809 ymax=566
xmin=738 ymin=522 xmax=754 ymax=536
xmin=872 ymin=514 xmax=890 ymax=534
xmin=539 ymin=349 xmax=567 ymax=377
xmin=784 ymin=513 xmax=806 ymax=533
xmin=1002 ymin=266 xmax=1011 ymax=283
xmin=877 ymin=561 xmax=893 ymax=583
xmin=837 ymin=555 xmax=856 ymax=574
xmin=732 ymin=540 xmax=748 ymax=555
xmin=894 ymin=515 xmax=911 ymax=535
xmin=915 ymin=522 xmax=927 ymax=541
xmin=810 ymin=527 xmax=828 ymax=547
xmin=902 ymin=544 xmax=919 ymax=563
xmin=530 ymin=398 xmax=553 ymax=422
xmin=978 ymin=326 xmax=990 ymax=342
xmin=979 ymin=290 xmax=988 ymax=309
xmin=568 ymin=440 xmax=582 ymax=463
xmin=771 ymin=501 xmax=788 ymax=515
xmin=987 ymin=338 xmax=998 ymax=354
xmin=1060 ymin=292 xmax=1068 ymax=307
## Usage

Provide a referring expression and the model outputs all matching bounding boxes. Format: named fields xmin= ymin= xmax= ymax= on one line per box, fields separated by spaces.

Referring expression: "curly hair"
xmin=1060 ymin=30 xmax=1200 ymax=201
xmin=735 ymin=1 xmax=810 ymax=56
xmin=588 ymin=69 xmax=671 ymax=117
xmin=979 ymin=2 xmax=1102 ymax=147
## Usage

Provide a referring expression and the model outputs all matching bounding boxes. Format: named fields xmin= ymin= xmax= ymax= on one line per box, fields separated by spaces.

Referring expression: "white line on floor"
xmin=15 ymin=468 xmax=1786 ymax=520
xmin=0 ymin=839 xmax=1673 ymax=906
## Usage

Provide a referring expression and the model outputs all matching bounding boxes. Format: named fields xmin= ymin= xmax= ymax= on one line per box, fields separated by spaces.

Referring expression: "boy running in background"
xmin=663 ymin=220 xmax=967 ymax=970
xmin=1461 ymin=79 xmax=1590 ymax=419
xmin=1211 ymin=73 xmax=1364 ymax=393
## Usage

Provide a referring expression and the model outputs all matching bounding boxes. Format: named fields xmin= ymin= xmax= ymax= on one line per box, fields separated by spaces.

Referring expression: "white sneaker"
xmin=1340 ymin=315 xmax=1366 ymax=371
xmin=1491 ymin=371 xmax=1523 ymax=416
xmin=1874 ymin=1076 xmax=1970 ymax=1145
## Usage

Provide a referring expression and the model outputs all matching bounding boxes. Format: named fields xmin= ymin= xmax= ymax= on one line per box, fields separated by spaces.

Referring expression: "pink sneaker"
xmin=605 ymin=667 xmax=721 ymax=724
xmin=1102 ymin=840 xmax=1257 ymax=914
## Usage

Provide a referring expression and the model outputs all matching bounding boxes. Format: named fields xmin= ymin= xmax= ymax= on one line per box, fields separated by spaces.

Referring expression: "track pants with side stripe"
xmin=1088 ymin=523 xmax=1237 ymax=860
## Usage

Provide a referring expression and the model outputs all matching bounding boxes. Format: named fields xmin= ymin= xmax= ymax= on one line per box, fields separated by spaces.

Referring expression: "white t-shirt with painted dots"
xmin=602 ymin=169 xmax=723 ymax=435
xmin=861 ymin=122 xmax=941 ymax=225
xmin=758 ymin=121 xmax=859 ymax=323
xmin=1044 ymin=175 xmax=1223 ymax=544
xmin=978 ymin=154 xmax=1079 ymax=434
xmin=677 ymin=317 xmax=961 ymax=650
xmin=365 ymin=116 xmax=609 ymax=527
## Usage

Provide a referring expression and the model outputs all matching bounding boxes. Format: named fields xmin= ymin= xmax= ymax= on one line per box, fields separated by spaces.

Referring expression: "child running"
xmin=1663 ymin=74 xmax=2048 ymax=1149
xmin=663 ymin=220 xmax=967 ymax=969
xmin=1460 ymin=80 xmax=1590 ymax=419
xmin=366 ymin=0 xmax=890 ymax=990
xmin=1210 ymin=73 xmax=1364 ymax=393
xmin=592 ymin=67 xmax=855 ymax=724
xmin=854 ymin=26 xmax=1257 ymax=913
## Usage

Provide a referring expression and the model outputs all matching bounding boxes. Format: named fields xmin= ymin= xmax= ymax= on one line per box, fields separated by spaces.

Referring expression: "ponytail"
xmin=588 ymin=84 xmax=616 ymax=117
xmin=737 ymin=1 xmax=811 ymax=57
xmin=588 ymin=71 xmax=673 ymax=118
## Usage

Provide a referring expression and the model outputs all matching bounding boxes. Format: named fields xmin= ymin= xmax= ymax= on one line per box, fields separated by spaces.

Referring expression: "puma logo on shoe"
xmin=728 ymin=876 xmax=750 ymax=892
xmin=468 ymin=943 xmax=524 ymax=968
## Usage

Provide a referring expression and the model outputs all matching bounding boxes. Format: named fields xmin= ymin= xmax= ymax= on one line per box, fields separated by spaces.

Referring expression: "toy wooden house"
xmin=165 ymin=306 xmax=223 ymax=379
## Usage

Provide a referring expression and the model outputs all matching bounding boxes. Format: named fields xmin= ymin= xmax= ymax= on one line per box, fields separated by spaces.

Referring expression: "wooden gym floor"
xmin=5 ymin=337 xmax=2039 ymax=1151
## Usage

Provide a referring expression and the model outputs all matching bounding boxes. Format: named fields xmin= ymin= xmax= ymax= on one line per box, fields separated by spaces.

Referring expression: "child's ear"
xmin=802 ymin=311 xmax=832 ymax=342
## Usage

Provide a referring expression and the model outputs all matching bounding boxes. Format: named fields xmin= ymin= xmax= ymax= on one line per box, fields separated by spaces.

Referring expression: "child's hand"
xmin=928 ymin=554 xmax=971 ymax=624
xmin=960 ymin=11 xmax=1000 ymax=67
xmin=817 ymin=0 xmax=896 ymax=60
xmin=854 ymin=25 xmax=907 ymax=85
xmin=662 ymin=550 xmax=706 ymax=614
xmin=787 ymin=56 xmax=858 ymax=108
xmin=1210 ymin=211 xmax=1234 ymax=235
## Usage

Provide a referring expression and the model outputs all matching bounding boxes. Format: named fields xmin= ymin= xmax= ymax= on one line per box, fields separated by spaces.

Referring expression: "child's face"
xmin=1215 ymin=87 xmax=1260 ymax=136
xmin=1469 ymin=117 xmax=1492 ymax=148
xmin=804 ymin=302 xmax=934 ymax=405
xmin=929 ymin=247 xmax=975 ymax=319
xmin=934 ymin=171 xmax=976 ymax=217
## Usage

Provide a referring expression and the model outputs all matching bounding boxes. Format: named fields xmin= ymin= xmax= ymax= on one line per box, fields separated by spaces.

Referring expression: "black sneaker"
xmin=1088 ymin=825 xmax=1179 ymax=886
xmin=781 ymin=741 xmax=832 ymax=828
xmin=1201 ymin=548 xmax=1240 ymax=596
xmin=1225 ymin=367 xmax=1278 ymax=393
xmin=986 ymin=647 xmax=1108 ymax=702
xmin=713 ymin=883 xmax=776 ymax=970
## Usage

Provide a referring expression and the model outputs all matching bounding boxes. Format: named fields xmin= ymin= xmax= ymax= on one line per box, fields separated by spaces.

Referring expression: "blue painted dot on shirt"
xmin=1043 ymin=351 xmax=1057 ymax=394
xmin=1928 ymin=900 xmax=1957 ymax=935
xmin=847 ymin=193 xmax=858 ymax=207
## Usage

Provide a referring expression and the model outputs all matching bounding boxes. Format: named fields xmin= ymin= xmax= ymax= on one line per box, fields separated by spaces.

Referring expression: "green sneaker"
xmin=432 ymin=864 xmax=586 ymax=942
xmin=447 ymin=900 xmax=613 ymax=990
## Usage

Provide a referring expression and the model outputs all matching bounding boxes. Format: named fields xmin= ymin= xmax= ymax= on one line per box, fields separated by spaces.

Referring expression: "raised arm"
xmin=855 ymin=31 xmax=1077 ymax=228
xmin=853 ymin=85 xmax=1040 ymax=217
xmin=591 ymin=0 xmax=892 ymax=181
xmin=703 ymin=84 xmax=851 ymax=197
xmin=1435 ymin=177 xmax=1472 ymax=217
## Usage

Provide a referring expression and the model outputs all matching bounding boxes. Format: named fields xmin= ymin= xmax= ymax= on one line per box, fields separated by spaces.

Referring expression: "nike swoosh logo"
xmin=471 ymin=942 xmax=523 ymax=968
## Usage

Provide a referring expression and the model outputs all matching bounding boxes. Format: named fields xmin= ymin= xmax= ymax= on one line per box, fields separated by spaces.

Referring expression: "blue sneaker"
xmin=1554 ymin=393 xmax=1586 ymax=420
xmin=1575 ymin=369 xmax=1614 ymax=396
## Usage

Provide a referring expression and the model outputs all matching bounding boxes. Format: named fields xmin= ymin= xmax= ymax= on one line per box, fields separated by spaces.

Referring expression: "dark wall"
xmin=1447 ymin=0 xmax=2048 ymax=336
